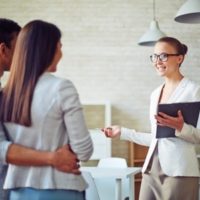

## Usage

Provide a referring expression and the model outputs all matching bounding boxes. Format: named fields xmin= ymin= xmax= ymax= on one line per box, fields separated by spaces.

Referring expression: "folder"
xmin=156 ymin=101 xmax=200 ymax=138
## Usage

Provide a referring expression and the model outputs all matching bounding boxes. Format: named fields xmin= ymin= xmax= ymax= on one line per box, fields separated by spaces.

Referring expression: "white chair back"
xmin=98 ymin=157 xmax=127 ymax=168
xmin=82 ymin=171 xmax=100 ymax=200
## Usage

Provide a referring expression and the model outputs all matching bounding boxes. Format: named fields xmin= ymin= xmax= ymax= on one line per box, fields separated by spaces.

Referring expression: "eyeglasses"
xmin=150 ymin=53 xmax=180 ymax=63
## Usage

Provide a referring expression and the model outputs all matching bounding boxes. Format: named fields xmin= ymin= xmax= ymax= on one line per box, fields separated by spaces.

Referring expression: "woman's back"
xmin=4 ymin=73 xmax=93 ymax=190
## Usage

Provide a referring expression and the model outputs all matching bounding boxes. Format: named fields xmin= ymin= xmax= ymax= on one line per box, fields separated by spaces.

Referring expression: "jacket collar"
xmin=156 ymin=77 xmax=189 ymax=104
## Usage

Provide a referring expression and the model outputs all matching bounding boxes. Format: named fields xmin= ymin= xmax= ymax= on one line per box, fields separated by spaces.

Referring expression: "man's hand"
xmin=51 ymin=145 xmax=80 ymax=175
xmin=6 ymin=143 xmax=80 ymax=174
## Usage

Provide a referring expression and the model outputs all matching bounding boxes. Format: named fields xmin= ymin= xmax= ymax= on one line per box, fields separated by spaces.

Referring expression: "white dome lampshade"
xmin=138 ymin=20 xmax=166 ymax=46
xmin=175 ymin=0 xmax=200 ymax=23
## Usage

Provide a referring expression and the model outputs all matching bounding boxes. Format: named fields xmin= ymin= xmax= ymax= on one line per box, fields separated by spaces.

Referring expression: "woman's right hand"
xmin=101 ymin=125 xmax=121 ymax=138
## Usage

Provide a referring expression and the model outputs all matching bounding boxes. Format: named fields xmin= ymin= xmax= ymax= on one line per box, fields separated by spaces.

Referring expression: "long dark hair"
xmin=0 ymin=20 xmax=61 ymax=126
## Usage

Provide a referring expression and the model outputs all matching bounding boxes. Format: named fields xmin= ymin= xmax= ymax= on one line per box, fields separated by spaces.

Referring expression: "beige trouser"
xmin=139 ymin=147 xmax=199 ymax=200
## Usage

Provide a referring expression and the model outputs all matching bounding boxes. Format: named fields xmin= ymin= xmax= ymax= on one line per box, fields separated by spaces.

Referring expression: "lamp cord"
xmin=153 ymin=0 xmax=156 ymax=20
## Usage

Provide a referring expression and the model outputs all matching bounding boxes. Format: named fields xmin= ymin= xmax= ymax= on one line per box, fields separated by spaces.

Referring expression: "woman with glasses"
xmin=102 ymin=37 xmax=200 ymax=200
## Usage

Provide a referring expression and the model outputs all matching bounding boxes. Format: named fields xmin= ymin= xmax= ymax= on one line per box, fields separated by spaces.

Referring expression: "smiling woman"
xmin=102 ymin=36 xmax=200 ymax=200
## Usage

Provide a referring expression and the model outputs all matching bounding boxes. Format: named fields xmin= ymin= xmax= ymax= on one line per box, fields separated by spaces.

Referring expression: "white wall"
xmin=1 ymin=0 xmax=200 ymax=164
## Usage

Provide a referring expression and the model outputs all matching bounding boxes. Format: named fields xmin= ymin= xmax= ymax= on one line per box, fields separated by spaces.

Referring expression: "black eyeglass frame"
xmin=150 ymin=53 xmax=180 ymax=63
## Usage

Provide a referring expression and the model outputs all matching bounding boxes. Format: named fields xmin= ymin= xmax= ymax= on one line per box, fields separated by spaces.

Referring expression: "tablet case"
xmin=156 ymin=101 xmax=200 ymax=138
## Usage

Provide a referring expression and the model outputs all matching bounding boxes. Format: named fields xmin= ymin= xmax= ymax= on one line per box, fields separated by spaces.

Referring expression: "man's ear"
xmin=0 ymin=43 xmax=7 ymax=58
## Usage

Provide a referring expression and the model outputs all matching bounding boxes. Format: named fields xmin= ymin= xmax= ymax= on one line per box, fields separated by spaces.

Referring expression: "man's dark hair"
xmin=0 ymin=18 xmax=21 ymax=48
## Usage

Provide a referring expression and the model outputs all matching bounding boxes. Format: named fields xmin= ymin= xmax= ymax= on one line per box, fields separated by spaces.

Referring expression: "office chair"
xmin=98 ymin=157 xmax=128 ymax=168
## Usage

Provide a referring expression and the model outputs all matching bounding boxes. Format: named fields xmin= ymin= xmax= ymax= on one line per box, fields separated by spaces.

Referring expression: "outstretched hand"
xmin=154 ymin=110 xmax=184 ymax=132
xmin=101 ymin=125 xmax=121 ymax=138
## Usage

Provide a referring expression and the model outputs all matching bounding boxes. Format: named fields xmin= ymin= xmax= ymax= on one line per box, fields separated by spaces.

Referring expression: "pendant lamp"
xmin=174 ymin=0 xmax=200 ymax=23
xmin=138 ymin=0 xmax=166 ymax=46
